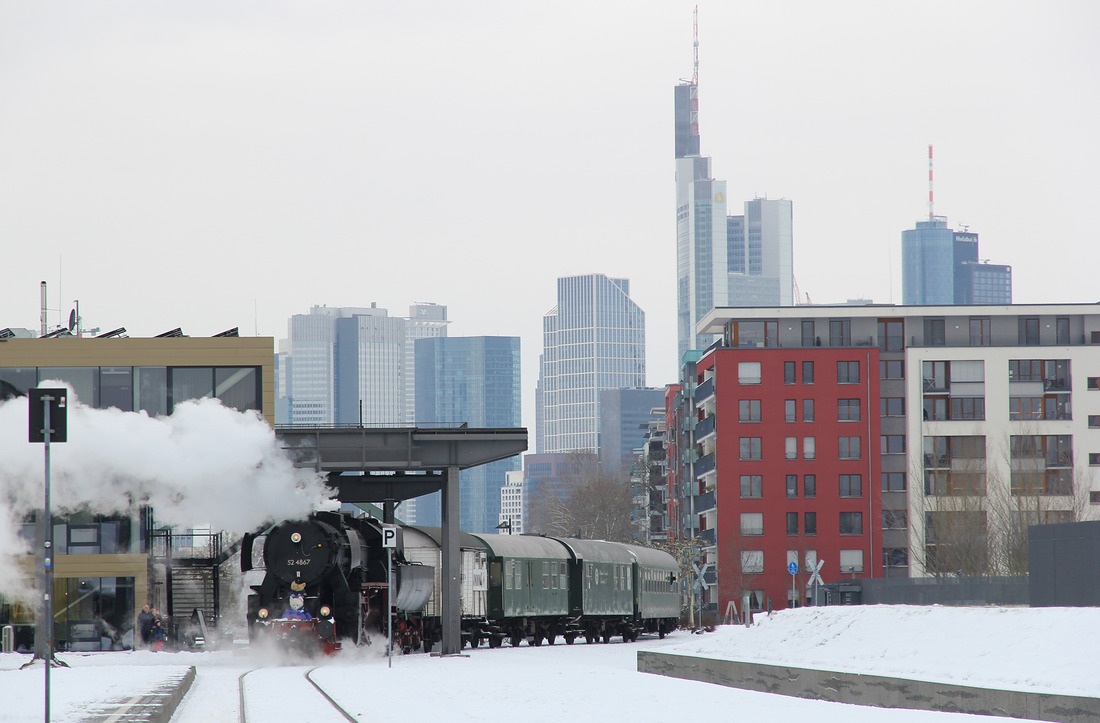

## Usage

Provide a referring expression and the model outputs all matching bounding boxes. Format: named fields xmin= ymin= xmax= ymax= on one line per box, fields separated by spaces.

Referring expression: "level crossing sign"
xmin=692 ymin=561 xmax=710 ymax=592
xmin=807 ymin=560 xmax=825 ymax=586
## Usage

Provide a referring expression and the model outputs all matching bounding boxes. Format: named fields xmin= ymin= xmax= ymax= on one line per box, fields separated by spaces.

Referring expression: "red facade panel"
xmin=697 ymin=346 xmax=881 ymax=612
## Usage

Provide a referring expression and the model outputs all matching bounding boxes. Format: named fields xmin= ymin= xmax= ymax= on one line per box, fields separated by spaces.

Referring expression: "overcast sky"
xmin=2 ymin=1 xmax=1097 ymax=430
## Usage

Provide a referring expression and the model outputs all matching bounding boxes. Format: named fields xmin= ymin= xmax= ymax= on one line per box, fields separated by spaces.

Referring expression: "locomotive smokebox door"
xmin=264 ymin=520 xmax=338 ymax=585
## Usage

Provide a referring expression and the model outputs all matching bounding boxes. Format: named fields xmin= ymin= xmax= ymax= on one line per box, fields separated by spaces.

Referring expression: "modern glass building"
xmin=414 ymin=336 xmax=521 ymax=533
xmin=280 ymin=303 xmax=449 ymax=427
xmin=727 ymin=198 xmax=794 ymax=307
xmin=537 ymin=274 xmax=646 ymax=455
xmin=902 ymin=220 xmax=1011 ymax=305
xmin=598 ymin=387 xmax=666 ymax=475
xmin=675 ymin=80 xmax=794 ymax=359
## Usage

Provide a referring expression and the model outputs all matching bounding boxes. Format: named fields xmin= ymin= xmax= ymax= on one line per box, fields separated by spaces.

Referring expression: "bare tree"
xmin=911 ymin=429 xmax=1095 ymax=578
xmin=528 ymin=451 xmax=635 ymax=543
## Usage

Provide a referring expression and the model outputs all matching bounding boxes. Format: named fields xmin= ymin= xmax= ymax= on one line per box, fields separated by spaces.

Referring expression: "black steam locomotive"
xmin=242 ymin=511 xmax=679 ymax=654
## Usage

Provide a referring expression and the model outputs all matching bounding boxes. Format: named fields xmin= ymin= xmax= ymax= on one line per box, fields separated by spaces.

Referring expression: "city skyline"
xmin=2 ymin=3 xmax=1097 ymax=435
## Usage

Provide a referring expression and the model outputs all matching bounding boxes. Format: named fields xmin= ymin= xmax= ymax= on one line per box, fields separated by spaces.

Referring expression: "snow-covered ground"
xmin=1 ymin=605 xmax=1095 ymax=722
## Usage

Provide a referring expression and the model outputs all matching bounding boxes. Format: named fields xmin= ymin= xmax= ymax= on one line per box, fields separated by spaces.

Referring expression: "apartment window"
xmin=881 ymin=435 xmax=906 ymax=454
xmin=881 ymin=472 xmax=906 ymax=491
xmin=1090 ymin=454 xmax=1100 ymax=467
xmin=738 ymin=361 xmax=762 ymax=384
xmin=803 ymin=398 xmax=815 ymax=421
xmin=786 ymin=474 xmax=798 ymax=498
xmin=804 ymin=474 xmax=817 ymax=498
xmin=1018 ymin=317 xmax=1040 ymax=345
xmin=838 ymin=436 xmax=861 ymax=459
xmin=950 ymin=397 xmax=985 ymax=420
xmin=1056 ymin=317 xmax=1070 ymax=345
xmin=803 ymin=436 xmax=816 ymax=460
xmin=839 ymin=474 xmax=862 ymax=498
xmin=829 ymin=319 xmax=851 ymax=347
xmin=881 ymin=397 xmax=905 ymax=416
xmin=837 ymin=361 xmax=860 ymax=384
xmin=883 ymin=548 xmax=909 ymax=568
xmin=1090 ymin=377 xmax=1100 ymax=391
xmin=785 ymin=437 xmax=798 ymax=460
xmin=801 ymin=320 xmax=816 ymax=347
xmin=741 ymin=551 xmax=764 ymax=574
xmin=969 ymin=317 xmax=991 ymax=346
xmin=741 ymin=512 xmax=763 ymax=536
xmin=880 ymin=360 xmax=905 ymax=380
xmin=1089 ymin=415 xmax=1100 ymax=429
xmin=924 ymin=318 xmax=946 ymax=346
xmin=883 ymin=510 xmax=908 ymax=529
xmin=740 ymin=475 xmax=763 ymax=498
xmin=923 ymin=360 xmax=949 ymax=391
xmin=784 ymin=361 xmax=796 ymax=384
xmin=785 ymin=399 xmax=797 ymax=422
xmin=878 ymin=319 xmax=904 ymax=352
xmin=839 ymin=512 xmax=863 ymax=535
xmin=802 ymin=361 xmax=815 ymax=384
xmin=739 ymin=399 xmax=761 ymax=422
xmin=923 ymin=396 xmax=947 ymax=421
xmin=786 ymin=512 xmax=799 ymax=535
xmin=740 ymin=438 xmax=762 ymax=461
xmin=838 ymin=398 xmax=861 ymax=421
xmin=839 ymin=549 xmax=864 ymax=574
xmin=804 ymin=512 xmax=817 ymax=535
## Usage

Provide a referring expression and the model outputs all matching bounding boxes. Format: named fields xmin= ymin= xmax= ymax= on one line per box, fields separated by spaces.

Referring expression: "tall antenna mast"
xmin=928 ymin=144 xmax=934 ymax=220
xmin=692 ymin=5 xmax=699 ymax=86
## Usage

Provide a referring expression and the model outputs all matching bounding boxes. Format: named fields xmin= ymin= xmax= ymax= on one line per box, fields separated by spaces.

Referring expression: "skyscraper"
xmin=675 ymin=94 xmax=729 ymax=359
xmin=536 ymin=274 xmax=646 ymax=455
xmin=675 ymin=46 xmax=794 ymax=359
xmin=414 ymin=335 xmax=521 ymax=533
xmin=279 ymin=303 xmax=448 ymax=427
xmin=902 ymin=219 xmax=1011 ymax=305
xmin=727 ymin=198 xmax=794 ymax=307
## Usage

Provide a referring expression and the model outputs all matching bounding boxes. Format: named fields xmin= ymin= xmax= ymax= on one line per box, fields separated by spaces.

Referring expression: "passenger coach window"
xmin=542 ymin=561 xmax=549 ymax=589
xmin=560 ymin=563 xmax=567 ymax=588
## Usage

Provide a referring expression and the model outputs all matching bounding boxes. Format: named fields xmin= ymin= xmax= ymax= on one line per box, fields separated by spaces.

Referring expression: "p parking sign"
xmin=381 ymin=525 xmax=399 ymax=549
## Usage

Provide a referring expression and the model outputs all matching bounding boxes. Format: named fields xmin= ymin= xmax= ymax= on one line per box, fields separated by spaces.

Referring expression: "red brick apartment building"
xmin=693 ymin=345 xmax=881 ymax=613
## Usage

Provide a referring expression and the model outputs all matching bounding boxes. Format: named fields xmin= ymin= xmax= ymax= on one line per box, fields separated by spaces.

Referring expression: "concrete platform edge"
xmin=637 ymin=651 xmax=1099 ymax=723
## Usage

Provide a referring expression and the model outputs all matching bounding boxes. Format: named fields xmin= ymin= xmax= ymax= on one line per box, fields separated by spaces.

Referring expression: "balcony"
xmin=694 ymin=452 xmax=716 ymax=477
xmin=695 ymin=489 xmax=716 ymax=513
xmin=695 ymin=377 xmax=715 ymax=406
xmin=700 ymin=528 xmax=717 ymax=546
xmin=695 ymin=413 xmax=716 ymax=440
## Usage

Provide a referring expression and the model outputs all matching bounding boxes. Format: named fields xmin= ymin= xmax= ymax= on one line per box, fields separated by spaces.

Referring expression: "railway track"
xmin=239 ymin=666 xmax=358 ymax=723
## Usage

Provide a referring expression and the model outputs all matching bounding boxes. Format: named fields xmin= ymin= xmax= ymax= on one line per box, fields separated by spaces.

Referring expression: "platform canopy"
xmin=275 ymin=426 xmax=528 ymax=502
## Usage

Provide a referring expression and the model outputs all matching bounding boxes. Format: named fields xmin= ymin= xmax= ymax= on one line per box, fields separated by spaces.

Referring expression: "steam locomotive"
xmin=242 ymin=511 xmax=680 ymax=653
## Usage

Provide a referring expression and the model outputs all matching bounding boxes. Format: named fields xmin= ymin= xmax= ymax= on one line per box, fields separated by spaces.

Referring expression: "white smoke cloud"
xmin=0 ymin=387 xmax=334 ymax=600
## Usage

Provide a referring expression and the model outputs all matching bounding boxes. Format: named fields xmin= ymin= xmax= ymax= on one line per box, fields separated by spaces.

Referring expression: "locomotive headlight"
xmin=258 ymin=608 xmax=269 ymax=619
xmin=290 ymin=531 xmax=302 ymax=543
xmin=319 ymin=606 xmax=331 ymax=617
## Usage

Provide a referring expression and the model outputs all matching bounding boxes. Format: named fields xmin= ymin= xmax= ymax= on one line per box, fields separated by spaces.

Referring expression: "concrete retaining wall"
xmin=637 ymin=652 xmax=1100 ymax=723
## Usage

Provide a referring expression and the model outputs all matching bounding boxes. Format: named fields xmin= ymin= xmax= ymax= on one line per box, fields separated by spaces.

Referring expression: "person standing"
xmin=151 ymin=619 xmax=167 ymax=652
xmin=137 ymin=605 xmax=154 ymax=650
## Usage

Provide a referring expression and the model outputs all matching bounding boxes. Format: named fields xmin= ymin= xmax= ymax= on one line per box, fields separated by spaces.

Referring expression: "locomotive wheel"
xmin=564 ymin=633 xmax=576 ymax=645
